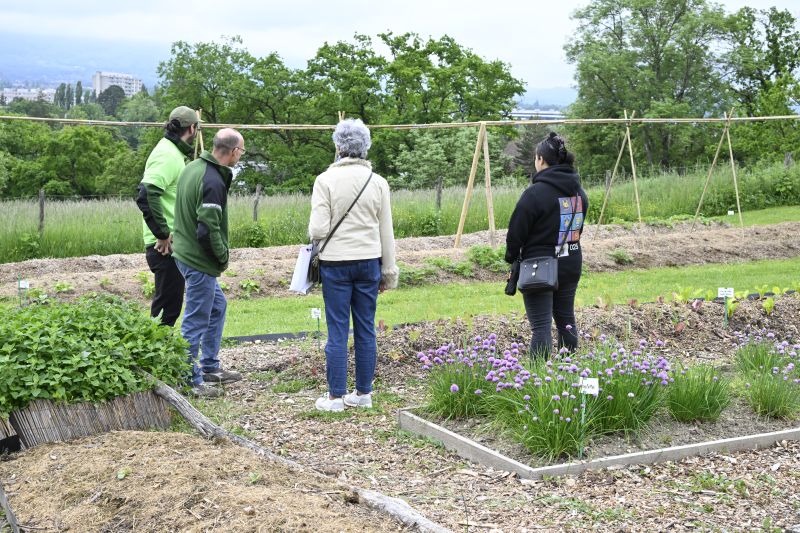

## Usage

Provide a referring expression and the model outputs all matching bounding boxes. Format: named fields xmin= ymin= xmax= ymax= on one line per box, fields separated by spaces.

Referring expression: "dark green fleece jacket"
xmin=171 ymin=151 xmax=232 ymax=277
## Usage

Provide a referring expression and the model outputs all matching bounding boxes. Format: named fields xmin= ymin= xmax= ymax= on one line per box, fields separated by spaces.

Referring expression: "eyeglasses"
xmin=236 ymin=146 xmax=247 ymax=155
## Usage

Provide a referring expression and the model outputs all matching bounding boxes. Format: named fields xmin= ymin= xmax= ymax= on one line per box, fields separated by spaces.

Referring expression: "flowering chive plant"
xmin=734 ymin=334 xmax=800 ymax=418
xmin=421 ymin=333 xmax=676 ymax=460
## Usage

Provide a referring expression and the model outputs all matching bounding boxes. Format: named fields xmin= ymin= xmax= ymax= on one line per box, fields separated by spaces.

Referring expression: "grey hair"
xmin=213 ymin=128 xmax=241 ymax=155
xmin=332 ymin=119 xmax=371 ymax=159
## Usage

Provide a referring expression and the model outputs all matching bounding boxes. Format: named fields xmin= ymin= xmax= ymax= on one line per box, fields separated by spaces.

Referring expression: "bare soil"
xmin=2 ymin=220 xmax=800 ymax=302
xmin=0 ymin=431 xmax=402 ymax=533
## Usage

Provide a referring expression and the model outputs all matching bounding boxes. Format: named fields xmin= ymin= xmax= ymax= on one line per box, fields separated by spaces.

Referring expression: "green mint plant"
xmin=0 ymin=295 xmax=189 ymax=419
xmin=239 ymin=279 xmax=261 ymax=298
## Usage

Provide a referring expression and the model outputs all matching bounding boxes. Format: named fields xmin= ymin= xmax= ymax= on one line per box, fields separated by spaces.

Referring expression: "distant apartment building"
xmin=92 ymin=71 xmax=143 ymax=97
xmin=1 ymin=87 xmax=56 ymax=103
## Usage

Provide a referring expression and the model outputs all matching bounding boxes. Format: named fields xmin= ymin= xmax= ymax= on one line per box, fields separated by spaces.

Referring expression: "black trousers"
xmin=522 ymin=278 xmax=580 ymax=360
xmin=145 ymin=246 xmax=185 ymax=327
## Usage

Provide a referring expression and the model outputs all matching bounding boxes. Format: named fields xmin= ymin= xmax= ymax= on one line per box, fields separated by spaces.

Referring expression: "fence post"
xmin=253 ymin=183 xmax=262 ymax=222
xmin=435 ymin=177 xmax=443 ymax=212
xmin=38 ymin=188 xmax=45 ymax=236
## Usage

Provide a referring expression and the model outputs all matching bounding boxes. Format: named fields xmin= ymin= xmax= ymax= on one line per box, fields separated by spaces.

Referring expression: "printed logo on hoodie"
xmin=558 ymin=196 xmax=584 ymax=243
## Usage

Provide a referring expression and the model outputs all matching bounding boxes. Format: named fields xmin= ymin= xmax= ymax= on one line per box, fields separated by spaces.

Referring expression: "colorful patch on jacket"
xmin=558 ymin=196 xmax=585 ymax=243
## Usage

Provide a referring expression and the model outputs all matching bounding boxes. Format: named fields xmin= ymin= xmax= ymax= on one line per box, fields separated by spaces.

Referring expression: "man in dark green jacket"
xmin=136 ymin=106 xmax=197 ymax=326
xmin=173 ymin=128 xmax=245 ymax=398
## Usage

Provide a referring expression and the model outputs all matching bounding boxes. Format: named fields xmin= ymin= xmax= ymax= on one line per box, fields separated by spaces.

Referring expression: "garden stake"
xmin=579 ymin=394 xmax=586 ymax=460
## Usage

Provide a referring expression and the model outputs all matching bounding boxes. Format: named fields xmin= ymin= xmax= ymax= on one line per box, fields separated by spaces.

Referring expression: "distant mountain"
xmin=0 ymin=32 xmax=165 ymax=88
xmin=518 ymin=87 xmax=577 ymax=109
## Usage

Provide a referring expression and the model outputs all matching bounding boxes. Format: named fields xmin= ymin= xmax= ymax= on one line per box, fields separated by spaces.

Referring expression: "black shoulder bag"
xmin=308 ymin=172 xmax=373 ymax=285
xmin=516 ymin=207 xmax=577 ymax=295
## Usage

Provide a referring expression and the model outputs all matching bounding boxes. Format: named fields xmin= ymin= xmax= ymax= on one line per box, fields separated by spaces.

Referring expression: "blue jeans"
xmin=321 ymin=259 xmax=381 ymax=397
xmin=175 ymin=259 xmax=227 ymax=385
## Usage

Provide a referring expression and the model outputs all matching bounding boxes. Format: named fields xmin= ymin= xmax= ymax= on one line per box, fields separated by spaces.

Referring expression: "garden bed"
xmin=399 ymin=405 xmax=800 ymax=479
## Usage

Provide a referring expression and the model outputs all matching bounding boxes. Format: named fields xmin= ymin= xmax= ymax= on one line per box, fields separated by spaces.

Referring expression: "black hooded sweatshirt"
xmin=505 ymin=164 xmax=589 ymax=282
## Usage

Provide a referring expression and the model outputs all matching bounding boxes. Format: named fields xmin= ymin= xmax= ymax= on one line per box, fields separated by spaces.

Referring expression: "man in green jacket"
xmin=136 ymin=106 xmax=198 ymax=326
xmin=172 ymin=128 xmax=245 ymax=398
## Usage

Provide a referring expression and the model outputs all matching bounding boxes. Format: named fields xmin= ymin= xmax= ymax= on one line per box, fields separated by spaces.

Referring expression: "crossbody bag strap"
xmin=318 ymin=171 xmax=373 ymax=255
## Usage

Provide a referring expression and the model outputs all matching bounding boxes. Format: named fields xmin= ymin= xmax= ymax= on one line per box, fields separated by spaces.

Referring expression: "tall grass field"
xmin=1 ymin=161 xmax=798 ymax=263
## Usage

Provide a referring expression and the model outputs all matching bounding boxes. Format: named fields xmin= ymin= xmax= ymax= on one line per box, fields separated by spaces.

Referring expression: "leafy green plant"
xmin=53 ymin=281 xmax=75 ymax=293
xmin=725 ymin=298 xmax=739 ymax=320
xmin=239 ymin=279 xmax=261 ymax=298
xmin=135 ymin=272 xmax=155 ymax=299
xmin=672 ymin=286 xmax=703 ymax=304
xmin=11 ymin=232 xmax=41 ymax=260
xmin=425 ymin=257 xmax=474 ymax=278
xmin=224 ymin=270 xmax=238 ymax=277
xmin=667 ymin=364 xmax=730 ymax=422
xmin=398 ymin=262 xmax=438 ymax=287
xmin=218 ymin=281 xmax=230 ymax=292
xmin=99 ymin=277 xmax=112 ymax=290
xmin=608 ymin=249 xmax=633 ymax=265
xmin=0 ymin=295 xmax=189 ymax=418
xmin=762 ymin=297 xmax=775 ymax=316
xmin=466 ymin=245 xmax=507 ymax=272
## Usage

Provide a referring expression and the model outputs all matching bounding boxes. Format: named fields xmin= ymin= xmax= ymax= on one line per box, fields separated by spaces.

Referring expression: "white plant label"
xmin=18 ymin=280 xmax=29 ymax=289
xmin=310 ymin=308 xmax=322 ymax=319
xmin=727 ymin=210 xmax=735 ymax=216
xmin=718 ymin=287 xmax=734 ymax=298
xmin=579 ymin=377 xmax=599 ymax=396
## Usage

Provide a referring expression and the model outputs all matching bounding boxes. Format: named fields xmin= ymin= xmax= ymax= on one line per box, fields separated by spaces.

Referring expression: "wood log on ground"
xmin=0 ymin=480 xmax=20 ymax=533
xmin=151 ymin=379 xmax=451 ymax=533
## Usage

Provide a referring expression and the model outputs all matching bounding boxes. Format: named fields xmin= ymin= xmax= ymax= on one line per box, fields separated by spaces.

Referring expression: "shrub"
xmin=466 ymin=245 xmax=508 ymax=272
xmin=608 ymin=249 xmax=633 ymax=265
xmin=667 ymin=364 xmax=731 ymax=422
xmin=744 ymin=369 xmax=800 ymax=418
xmin=0 ymin=295 xmax=189 ymax=418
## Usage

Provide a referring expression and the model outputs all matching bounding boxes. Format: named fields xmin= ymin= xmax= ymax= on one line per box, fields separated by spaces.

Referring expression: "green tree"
xmin=54 ymin=83 xmax=66 ymax=108
xmin=565 ymin=0 xmax=727 ymax=175
xmin=512 ymin=124 xmax=553 ymax=176
xmin=97 ymin=85 xmax=126 ymax=116
xmin=75 ymin=81 xmax=83 ymax=105
xmin=65 ymin=84 xmax=74 ymax=110
xmin=7 ymin=97 xmax=59 ymax=118
xmin=118 ymin=92 xmax=160 ymax=148
xmin=66 ymin=103 xmax=108 ymax=120
xmin=41 ymin=126 xmax=125 ymax=195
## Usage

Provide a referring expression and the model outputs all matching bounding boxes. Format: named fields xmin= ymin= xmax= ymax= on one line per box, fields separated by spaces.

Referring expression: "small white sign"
xmin=727 ymin=210 xmax=735 ymax=216
xmin=579 ymin=377 xmax=599 ymax=396
xmin=310 ymin=308 xmax=322 ymax=319
xmin=717 ymin=287 xmax=734 ymax=298
xmin=18 ymin=280 xmax=30 ymax=289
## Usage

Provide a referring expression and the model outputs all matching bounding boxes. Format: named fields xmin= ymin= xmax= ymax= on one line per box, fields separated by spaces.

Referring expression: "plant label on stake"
xmin=311 ymin=308 xmax=322 ymax=350
xmin=577 ymin=378 xmax=599 ymax=459
xmin=18 ymin=278 xmax=29 ymax=306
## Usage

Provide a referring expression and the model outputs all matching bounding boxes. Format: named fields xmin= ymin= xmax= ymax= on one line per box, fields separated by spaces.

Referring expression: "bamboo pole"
xmin=194 ymin=109 xmax=204 ymax=158
xmin=594 ymin=111 xmax=634 ymax=236
xmin=482 ymin=127 xmax=497 ymax=248
xmin=624 ymin=110 xmax=642 ymax=224
xmin=692 ymin=109 xmax=733 ymax=230
xmin=1 ymin=114 xmax=798 ymax=130
xmin=725 ymin=121 xmax=745 ymax=238
xmin=454 ymin=122 xmax=486 ymax=248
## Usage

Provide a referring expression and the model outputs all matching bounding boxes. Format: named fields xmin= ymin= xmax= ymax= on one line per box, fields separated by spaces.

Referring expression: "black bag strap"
xmin=318 ymin=171 xmax=373 ymax=255
xmin=556 ymin=206 xmax=578 ymax=257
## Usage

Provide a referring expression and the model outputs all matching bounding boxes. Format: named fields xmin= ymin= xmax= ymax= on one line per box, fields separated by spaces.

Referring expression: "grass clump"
xmin=667 ymin=364 xmax=731 ymax=422
xmin=736 ymin=339 xmax=800 ymax=418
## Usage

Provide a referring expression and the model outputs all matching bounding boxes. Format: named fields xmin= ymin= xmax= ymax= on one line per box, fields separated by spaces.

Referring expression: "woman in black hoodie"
xmin=505 ymin=132 xmax=588 ymax=359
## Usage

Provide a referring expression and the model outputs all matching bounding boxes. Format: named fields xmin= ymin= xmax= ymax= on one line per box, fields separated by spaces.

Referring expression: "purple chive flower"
xmin=607 ymin=395 xmax=614 ymax=401
xmin=552 ymin=395 xmax=561 ymax=401
xmin=474 ymin=389 xmax=482 ymax=395
xmin=627 ymin=392 xmax=635 ymax=398
xmin=523 ymin=394 xmax=531 ymax=401
xmin=553 ymin=409 xmax=560 ymax=415
xmin=565 ymin=417 xmax=571 ymax=422
xmin=450 ymin=384 xmax=459 ymax=393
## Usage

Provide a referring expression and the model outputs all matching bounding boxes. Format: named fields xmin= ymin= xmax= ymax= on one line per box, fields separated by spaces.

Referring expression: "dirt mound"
xmin=0 ymin=431 xmax=402 ymax=533
xmin=2 ymin=221 xmax=799 ymax=303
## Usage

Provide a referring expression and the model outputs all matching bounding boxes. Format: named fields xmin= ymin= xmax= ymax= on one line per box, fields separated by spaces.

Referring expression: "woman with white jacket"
xmin=308 ymin=119 xmax=399 ymax=412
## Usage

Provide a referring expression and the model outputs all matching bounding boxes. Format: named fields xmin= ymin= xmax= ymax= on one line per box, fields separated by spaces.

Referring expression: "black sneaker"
xmin=202 ymin=368 xmax=243 ymax=384
xmin=188 ymin=383 xmax=223 ymax=398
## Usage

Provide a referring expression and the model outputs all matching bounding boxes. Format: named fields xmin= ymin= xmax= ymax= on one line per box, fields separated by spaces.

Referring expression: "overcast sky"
xmin=1 ymin=0 xmax=799 ymax=89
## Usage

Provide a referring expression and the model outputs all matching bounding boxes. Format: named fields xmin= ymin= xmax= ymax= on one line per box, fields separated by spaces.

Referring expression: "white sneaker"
xmin=343 ymin=391 xmax=373 ymax=408
xmin=315 ymin=394 xmax=344 ymax=412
